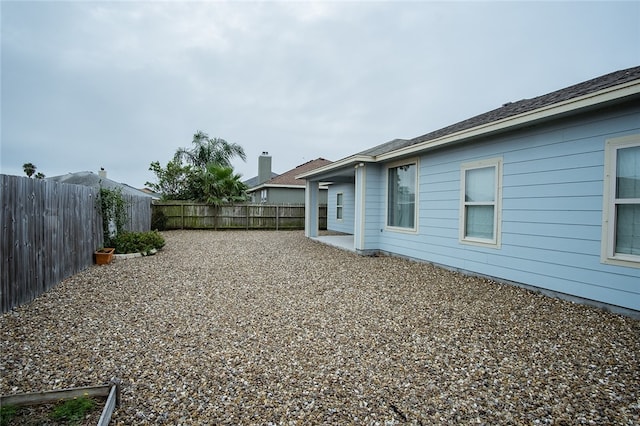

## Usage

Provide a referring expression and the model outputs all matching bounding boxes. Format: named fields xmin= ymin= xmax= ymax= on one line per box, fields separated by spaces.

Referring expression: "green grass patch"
xmin=0 ymin=405 xmax=18 ymax=426
xmin=50 ymin=397 xmax=96 ymax=424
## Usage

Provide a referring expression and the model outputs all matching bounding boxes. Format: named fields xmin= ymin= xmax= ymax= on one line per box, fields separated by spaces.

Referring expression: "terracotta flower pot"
xmin=94 ymin=248 xmax=115 ymax=265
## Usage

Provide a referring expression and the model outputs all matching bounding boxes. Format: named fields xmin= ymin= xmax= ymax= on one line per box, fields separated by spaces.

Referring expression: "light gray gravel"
xmin=1 ymin=230 xmax=639 ymax=425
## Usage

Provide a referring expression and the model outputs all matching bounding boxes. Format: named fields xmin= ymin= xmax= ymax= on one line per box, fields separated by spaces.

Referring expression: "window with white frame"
xmin=387 ymin=160 xmax=417 ymax=230
xmin=460 ymin=158 xmax=502 ymax=247
xmin=602 ymin=135 xmax=640 ymax=267
xmin=336 ymin=192 xmax=344 ymax=220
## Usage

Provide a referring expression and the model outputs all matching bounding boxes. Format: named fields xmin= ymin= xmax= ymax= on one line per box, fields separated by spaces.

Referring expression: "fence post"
xmin=275 ymin=205 xmax=279 ymax=231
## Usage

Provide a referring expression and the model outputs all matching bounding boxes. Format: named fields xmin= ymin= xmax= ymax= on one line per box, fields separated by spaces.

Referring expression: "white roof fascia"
xmin=376 ymin=80 xmax=640 ymax=162
xmin=248 ymin=183 xmax=330 ymax=191
xmin=262 ymin=183 xmax=329 ymax=189
xmin=246 ymin=184 xmax=266 ymax=192
xmin=264 ymin=184 xmax=304 ymax=189
xmin=296 ymin=155 xmax=373 ymax=179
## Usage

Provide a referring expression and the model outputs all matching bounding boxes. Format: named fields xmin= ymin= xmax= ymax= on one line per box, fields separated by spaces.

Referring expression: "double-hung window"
xmin=386 ymin=160 xmax=417 ymax=231
xmin=602 ymin=135 xmax=640 ymax=267
xmin=460 ymin=157 xmax=502 ymax=248
xmin=336 ymin=193 xmax=344 ymax=220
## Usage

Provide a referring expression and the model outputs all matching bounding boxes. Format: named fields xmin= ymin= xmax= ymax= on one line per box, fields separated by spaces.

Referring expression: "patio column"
xmin=305 ymin=180 xmax=319 ymax=237
xmin=354 ymin=164 xmax=365 ymax=251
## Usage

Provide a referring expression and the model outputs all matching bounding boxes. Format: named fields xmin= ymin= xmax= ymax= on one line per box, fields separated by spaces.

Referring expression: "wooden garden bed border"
xmin=0 ymin=379 xmax=121 ymax=426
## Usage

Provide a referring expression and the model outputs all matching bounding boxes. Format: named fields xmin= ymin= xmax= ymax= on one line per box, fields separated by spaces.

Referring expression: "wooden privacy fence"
xmin=153 ymin=202 xmax=327 ymax=230
xmin=122 ymin=192 xmax=152 ymax=233
xmin=0 ymin=175 xmax=152 ymax=313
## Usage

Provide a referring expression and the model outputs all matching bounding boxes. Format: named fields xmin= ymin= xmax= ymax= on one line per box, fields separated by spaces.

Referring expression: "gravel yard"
xmin=1 ymin=230 xmax=639 ymax=425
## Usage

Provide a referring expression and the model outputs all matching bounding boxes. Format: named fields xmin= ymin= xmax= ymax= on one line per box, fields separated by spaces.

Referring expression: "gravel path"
xmin=1 ymin=230 xmax=639 ymax=425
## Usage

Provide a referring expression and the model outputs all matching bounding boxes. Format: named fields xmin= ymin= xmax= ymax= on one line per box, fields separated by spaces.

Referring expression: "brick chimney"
xmin=258 ymin=152 xmax=271 ymax=184
xmin=98 ymin=167 xmax=107 ymax=179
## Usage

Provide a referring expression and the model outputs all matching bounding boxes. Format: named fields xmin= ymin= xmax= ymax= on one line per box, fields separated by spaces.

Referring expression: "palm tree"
xmin=199 ymin=164 xmax=247 ymax=206
xmin=23 ymin=162 xmax=36 ymax=178
xmin=174 ymin=131 xmax=246 ymax=170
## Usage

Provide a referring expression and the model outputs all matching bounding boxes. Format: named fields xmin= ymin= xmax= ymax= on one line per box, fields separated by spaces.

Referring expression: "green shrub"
xmin=151 ymin=208 xmax=168 ymax=231
xmin=99 ymin=187 xmax=128 ymax=247
xmin=113 ymin=230 xmax=165 ymax=255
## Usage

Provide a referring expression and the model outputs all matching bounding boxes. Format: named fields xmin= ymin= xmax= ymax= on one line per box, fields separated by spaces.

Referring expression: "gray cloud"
xmin=2 ymin=1 xmax=638 ymax=186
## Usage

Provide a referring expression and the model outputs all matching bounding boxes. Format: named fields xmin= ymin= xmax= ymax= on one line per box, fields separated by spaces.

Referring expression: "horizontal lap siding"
xmin=327 ymin=184 xmax=355 ymax=234
xmin=267 ymin=187 xmax=329 ymax=205
xmin=422 ymin=165 xmax=458 ymax=241
xmin=363 ymin=165 xmax=383 ymax=250
xmin=374 ymin=105 xmax=640 ymax=311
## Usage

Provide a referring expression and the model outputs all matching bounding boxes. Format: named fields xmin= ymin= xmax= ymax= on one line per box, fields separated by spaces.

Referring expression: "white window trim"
xmin=459 ymin=157 xmax=503 ymax=249
xmin=336 ymin=192 xmax=344 ymax=221
xmin=601 ymin=134 xmax=640 ymax=268
xmin=384 ymin=158 xmax=419 ymax=233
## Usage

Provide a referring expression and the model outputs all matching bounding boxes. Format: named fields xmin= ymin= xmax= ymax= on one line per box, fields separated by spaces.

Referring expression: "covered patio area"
xmin=311 ymin=233 xmax=355 ymax=252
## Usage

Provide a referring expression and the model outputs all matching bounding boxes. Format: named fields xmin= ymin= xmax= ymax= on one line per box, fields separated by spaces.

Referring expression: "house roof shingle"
xmin=47 ymin=171 xmax=152 ymax=198
xmin=260 ymin=158 xmax=332 ymax=187
xmin=357 ymin=66 xmax=640 ymax=158
xmin=243 ymin=172 xmax=279 ymax=188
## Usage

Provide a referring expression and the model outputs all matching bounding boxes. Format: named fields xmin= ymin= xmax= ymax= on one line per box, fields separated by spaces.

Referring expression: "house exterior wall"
xmin=267 ymin=187 xmax=305 ymax=204
xmin=327 ymin=183 xmax=355 ymax=234
xmin=368 ymin=104 xmax=640 ymax=311
xmin=362 ymin=164 xmax=384 ymax=251
xmin=252 ymin=187 xmax=328 ymax=204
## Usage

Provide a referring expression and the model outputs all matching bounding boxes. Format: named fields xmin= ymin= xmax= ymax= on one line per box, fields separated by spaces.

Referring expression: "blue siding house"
xmin=299 ymin=67 xmax=640 ymax=314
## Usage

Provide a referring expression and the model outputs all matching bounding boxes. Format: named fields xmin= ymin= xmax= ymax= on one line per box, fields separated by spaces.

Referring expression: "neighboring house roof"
xmin=299 ymin=65 xmax=640 ymax=179
xmin=47 ymin=171 xmax=153 ymax=198
xmin=243 ymin=172 xmax=279 ymax=188
xmin=248 ymin=158 xmax=332 ymax=191
xmin=139 ymin=187 xmax=162 ymax=198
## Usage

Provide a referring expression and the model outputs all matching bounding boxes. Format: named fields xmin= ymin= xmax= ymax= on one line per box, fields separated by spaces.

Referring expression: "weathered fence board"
xmin=153 ymin=202 xmax=327 ymax=230
xmin=123 ymin=192 xmax=151 ymax=232
xmin=0 ymin=175 xmax=103 ymax=312
xmin=0 ymin=175 xmax=151 ymax=313
xmin=1 ymin=384 xmax=112 ymax=406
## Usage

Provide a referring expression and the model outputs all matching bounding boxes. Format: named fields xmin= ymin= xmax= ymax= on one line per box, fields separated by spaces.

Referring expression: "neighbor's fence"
xmin=0 ymin=174 xmax=152 ymax=313
xmin=153 ymin=201 xmax=327 ymax=230
xmin=123 ymin=192 xmax=152 ymax=232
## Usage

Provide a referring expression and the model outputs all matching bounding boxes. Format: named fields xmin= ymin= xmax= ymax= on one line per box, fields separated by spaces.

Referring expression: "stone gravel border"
xmin=1 ymin=230 xmax=639 ymax=425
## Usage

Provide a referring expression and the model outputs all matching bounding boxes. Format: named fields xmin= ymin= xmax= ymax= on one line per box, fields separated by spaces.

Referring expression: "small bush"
xmin=151 ymin=209 xmax=168 ymax=231
xmin=113 ymin=230 xmax=165 ymax=255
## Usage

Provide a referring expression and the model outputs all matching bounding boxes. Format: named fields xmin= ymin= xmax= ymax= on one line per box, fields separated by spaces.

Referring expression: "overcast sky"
xmin=2 ymin=1 xmax=639 ymax=188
